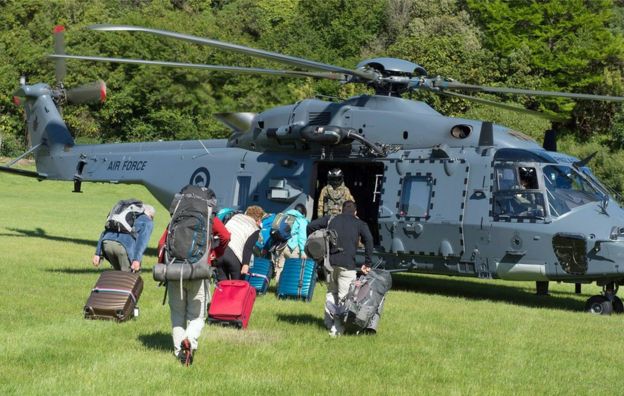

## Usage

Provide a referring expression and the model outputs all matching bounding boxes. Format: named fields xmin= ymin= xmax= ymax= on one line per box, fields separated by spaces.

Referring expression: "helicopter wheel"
xmin=612 ymin=296 xmax=624 ymax=314
xmin=585 ymin=295 xmax=613 ymax=315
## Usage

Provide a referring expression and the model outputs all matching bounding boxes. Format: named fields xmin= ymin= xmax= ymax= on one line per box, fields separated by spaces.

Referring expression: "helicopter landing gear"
xmin=585 ymin=282 xmax=622 ymax=315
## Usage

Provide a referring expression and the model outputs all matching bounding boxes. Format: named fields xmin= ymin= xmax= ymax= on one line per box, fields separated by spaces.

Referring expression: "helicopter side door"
xmin=378 ymin=153 xmax=469 ymax=263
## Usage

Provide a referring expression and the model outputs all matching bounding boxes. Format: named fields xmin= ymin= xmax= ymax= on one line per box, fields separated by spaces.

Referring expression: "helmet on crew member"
xmin=327 ymin=168 xmax=344 ymax=188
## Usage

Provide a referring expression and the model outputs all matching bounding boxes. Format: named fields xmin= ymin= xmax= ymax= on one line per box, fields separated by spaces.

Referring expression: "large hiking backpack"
xmin=153 ymin=185 xmax=216 ymax=282
xmin=304 ymin=216 xmax=338 ymax=272
xmin=342 ymin=269 xmax=392 ymax=334
xmin=104 ymin=199 xmax=145 ymax=235
xmin=270 ymin=212 xmax=296 ymax=243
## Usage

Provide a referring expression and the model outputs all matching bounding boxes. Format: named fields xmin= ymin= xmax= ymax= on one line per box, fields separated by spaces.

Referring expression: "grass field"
xmin=2 ymin=168 xmax=624 ymax=395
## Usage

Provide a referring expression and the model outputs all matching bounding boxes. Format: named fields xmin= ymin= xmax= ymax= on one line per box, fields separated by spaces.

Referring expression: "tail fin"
xmin=15 ymin=83 xmax=75 ymax=154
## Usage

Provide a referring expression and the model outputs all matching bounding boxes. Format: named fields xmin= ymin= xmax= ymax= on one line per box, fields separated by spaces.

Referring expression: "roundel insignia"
xmin=190 ymin=167 xmax=211 ymax=187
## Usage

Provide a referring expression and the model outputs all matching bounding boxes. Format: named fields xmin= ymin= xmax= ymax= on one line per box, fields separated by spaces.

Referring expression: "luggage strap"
xmin=297 ymin=259 xmax=305 ymax=298
xmin=92 ymin=287 xmax=137 ymax=304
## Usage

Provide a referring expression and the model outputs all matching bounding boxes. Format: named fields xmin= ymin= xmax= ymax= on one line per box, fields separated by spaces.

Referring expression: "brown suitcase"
xmin=84 ymin=271 xmax=143 ymax=322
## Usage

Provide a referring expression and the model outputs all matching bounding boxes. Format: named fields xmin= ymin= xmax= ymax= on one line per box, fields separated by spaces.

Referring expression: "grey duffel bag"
xmin=152 ymin=261 xmax=214 ymax=281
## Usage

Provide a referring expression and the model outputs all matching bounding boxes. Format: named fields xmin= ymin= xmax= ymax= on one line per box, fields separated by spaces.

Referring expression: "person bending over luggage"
xmin=274 ymin=203 xmax=309 ymax=283
xmin=214 ymin=205 xmax=265 ymax=281
xmin=92 ymin=204 xmax=155 ymax=272
xmin=307 ymin=200 xmax=373 ymax=337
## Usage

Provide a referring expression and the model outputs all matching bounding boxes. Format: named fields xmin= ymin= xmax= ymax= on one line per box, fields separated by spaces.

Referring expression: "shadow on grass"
xmin=2 ymin=227 xmax=158 ymax=256
xmin=44 ymin=267 xmax=155 ymax=275
xmin=391 ymin=273 xmax=586 ymax=312
xmin=138 ymin=331 xmax=171 ymax=352
xmin=276 ymin=313 xmax=326 ymax=330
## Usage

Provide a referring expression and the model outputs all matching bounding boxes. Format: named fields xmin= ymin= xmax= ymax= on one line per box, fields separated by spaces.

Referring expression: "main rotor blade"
xmin=88 ymin=24 xmax=375 ymax=81
xmin=435 ymin=80 xmax=624 ymax=102
xmin=49 ymin=54 xmax=346 ymax=80
xmin=53 ymin=25 xmax=66 ymax=84
xmin=438 ymin=90 xmax=567 ymax=121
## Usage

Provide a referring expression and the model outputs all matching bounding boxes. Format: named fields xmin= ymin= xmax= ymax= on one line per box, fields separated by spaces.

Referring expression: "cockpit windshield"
xmin=543 ymin=165 xmax=602 ymax=217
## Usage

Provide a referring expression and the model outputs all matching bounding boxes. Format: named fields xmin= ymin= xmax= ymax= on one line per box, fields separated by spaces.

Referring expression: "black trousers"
xmin=214 ymin=247 xmax=243 ymax=281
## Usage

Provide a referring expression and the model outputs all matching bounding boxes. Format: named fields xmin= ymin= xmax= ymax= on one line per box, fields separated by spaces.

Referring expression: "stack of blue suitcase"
xmin=276 ymin=258 xmax=317 ymax=302
xmin=245 ymin=255 xmax=272 ymax=295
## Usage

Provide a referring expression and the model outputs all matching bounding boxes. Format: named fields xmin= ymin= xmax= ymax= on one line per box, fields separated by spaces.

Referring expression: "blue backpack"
xmin=216 ymin=207 xmax=241 ymax=224
xmin=255 ymin=213 xmax=276 ymax=253
xmin=270 ymin=212 xmax=296 ymax=243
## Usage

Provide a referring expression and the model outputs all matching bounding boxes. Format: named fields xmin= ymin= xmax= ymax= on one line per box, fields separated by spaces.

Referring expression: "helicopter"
xmin=4 ymin=24 xmax=624 ymax=315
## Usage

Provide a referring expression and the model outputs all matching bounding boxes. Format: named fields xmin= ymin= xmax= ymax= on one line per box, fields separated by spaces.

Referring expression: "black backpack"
xmin=165 ymin=185 xmax=216 ymax=265
xmin=104 ymin=199 xmax=144 ymax=236
xmin=304 ymin=216 xmax=338 ymax=272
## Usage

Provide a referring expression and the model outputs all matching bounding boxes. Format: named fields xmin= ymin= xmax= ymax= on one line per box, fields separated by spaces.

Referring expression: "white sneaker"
xmin=334 ymin=321 xmax=345 ymax=336
xmin=329 ymin=325 xmax=338 ymax=338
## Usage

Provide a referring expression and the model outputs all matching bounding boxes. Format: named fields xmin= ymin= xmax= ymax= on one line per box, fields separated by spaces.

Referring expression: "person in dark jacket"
xmin=307 ymin=200 xmax=373 ymax=337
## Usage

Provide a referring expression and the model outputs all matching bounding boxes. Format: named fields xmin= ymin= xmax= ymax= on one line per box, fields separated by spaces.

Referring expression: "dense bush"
xmin=1 ymin=0 xmax=623 ymax=190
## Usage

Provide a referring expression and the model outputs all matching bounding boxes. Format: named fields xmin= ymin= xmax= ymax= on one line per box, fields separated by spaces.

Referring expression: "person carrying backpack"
xmin=92 ymin=201 xmax=155 ymax=273
xmin=274 ymin=203 xmax=309 ymax=283
xmin=214 ymin=205 xmax=265 ymax=281
xmin=159 ymin=185 xmax=231 ymax=366
xmin=306 ymin=200 xmax=373 ymax=337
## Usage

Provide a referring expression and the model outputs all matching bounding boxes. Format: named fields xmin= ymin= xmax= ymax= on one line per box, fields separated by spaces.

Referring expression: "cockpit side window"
xmin=493 ymin=165 xmax=545 ymax=219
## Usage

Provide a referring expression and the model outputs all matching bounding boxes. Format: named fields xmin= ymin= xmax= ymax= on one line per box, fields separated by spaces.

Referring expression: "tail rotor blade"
xmin=53 ymin=25 xmax=66 ymax=84
xmin=66 ymin=80 xmax=107 ymax=105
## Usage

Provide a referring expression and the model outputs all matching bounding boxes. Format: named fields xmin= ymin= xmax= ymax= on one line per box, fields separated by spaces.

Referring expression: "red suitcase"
xmin=208 ymin=280 xmax=256 ymax=329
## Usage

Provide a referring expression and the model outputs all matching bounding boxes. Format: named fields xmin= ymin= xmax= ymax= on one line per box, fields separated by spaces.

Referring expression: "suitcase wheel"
xmin=115 ymin=309 xmax=126 ymax=321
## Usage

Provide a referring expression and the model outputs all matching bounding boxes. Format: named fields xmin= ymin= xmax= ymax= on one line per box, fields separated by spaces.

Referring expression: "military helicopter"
xmin=4 ymin=25 xmax=624 ymax=315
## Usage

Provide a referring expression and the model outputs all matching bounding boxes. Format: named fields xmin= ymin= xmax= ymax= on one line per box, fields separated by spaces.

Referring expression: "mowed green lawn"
xmin=2 ymin=169 xmax=624 ymax=395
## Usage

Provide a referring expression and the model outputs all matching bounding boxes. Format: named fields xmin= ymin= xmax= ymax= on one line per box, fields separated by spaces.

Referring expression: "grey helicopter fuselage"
xmin=19 ymin=82 xmax=624 ymax=286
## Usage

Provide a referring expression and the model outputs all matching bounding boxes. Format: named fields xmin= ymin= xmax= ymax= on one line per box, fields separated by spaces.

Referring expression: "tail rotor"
xmin=52 ymin=25 xmax=107 ymax=105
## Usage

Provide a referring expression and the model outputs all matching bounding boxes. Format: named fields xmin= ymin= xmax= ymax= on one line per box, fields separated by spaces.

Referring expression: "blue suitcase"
xmin=276 ymin=258 xmax=317 ymax=302
xmin=245 ymin=255 xmax=272 ymax=295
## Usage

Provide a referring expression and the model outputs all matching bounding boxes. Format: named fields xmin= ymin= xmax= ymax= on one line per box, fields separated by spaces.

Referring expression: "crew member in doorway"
xmin=317 ymin=168 xmax=355 ymax=217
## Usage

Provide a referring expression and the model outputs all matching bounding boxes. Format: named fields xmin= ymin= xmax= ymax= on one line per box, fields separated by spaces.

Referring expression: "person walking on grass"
xmin=306 ymin=200 xmax=373 ymax=337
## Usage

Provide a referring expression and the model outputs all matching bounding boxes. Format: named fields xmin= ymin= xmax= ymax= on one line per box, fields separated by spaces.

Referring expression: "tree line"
xmin=1 ymin=0 xmax=624 ymax=188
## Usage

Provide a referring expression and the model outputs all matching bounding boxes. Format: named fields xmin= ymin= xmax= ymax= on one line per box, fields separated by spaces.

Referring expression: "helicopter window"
xmin=400 ymin=175 xmax=432 ymax=218
xmin=450 ymin=125 xmax=471 ymax=139
xmin=493 ymin=190 xmax=546 ymax=218
xmin=493 ymin=166 xmax=545 ymax=218
xmin=495 ymin=166 xmax=538 ymax=191
xmin=543 ymin=165 xmax=601 ymax=217
xmin=235 ymin=175 xmax=251 ymax=208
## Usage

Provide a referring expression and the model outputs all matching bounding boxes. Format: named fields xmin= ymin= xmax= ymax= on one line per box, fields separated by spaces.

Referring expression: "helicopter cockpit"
xmin=492 ymin=149 xmax=605 ymax=220
xmin=542 ymin=165 xmax=603 ymax=217
xmin=493 ymin=165 xmax=546 ymax=219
